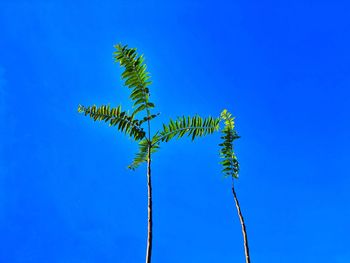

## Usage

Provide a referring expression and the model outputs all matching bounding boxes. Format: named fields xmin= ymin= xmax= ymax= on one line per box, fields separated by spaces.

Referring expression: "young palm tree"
xmin=219 ymin=109 xmax=250 ymax=263
xmin=78 ymin=44 xmax=221 ymax=263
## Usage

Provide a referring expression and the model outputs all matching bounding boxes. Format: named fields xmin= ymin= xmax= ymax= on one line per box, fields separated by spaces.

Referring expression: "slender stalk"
xmin=231 ymin=179 xmax=250 ymax=263
xmin=145 ymin=117 xmax=153 ymax=263
xmin=145 ymin=143 xmax=152 ymax=263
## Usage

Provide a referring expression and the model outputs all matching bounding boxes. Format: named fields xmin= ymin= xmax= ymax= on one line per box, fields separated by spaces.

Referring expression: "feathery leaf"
xmin=219 ymin=109 xmax=240 ymax=178
xmin=77 ymin=104 xmax=146 ymax=140
xmin=155 ymin=115 xmax=221 ymax=144
xmin=128 ymin=139 xmax=160 ymax=170
xmin=113 ymin=44 xmax=155 ymax=117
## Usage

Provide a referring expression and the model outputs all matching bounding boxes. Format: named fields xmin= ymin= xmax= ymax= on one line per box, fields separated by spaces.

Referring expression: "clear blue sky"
xmin=0 ymin=0 xmax=349 ymax=262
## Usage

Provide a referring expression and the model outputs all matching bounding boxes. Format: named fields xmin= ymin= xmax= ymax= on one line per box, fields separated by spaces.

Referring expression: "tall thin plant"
xmin=78 ymin=44 xmax=221 ymax=263
xmin=219 ymin=109 xmax=251 ymax=263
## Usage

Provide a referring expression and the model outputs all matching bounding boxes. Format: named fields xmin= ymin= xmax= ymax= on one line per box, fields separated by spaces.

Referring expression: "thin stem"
xmin=231 ymin=178 xmax=250 ymax=263
xmin=145 ymin=116 xmax=153 ymax=263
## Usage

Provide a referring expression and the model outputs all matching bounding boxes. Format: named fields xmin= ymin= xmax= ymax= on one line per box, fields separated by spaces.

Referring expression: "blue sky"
xmin=0 ymin=0 xmax=349 ymax=262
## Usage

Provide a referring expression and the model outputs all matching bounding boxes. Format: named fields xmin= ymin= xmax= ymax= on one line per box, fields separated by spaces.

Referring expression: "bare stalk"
xmin=231 ymin=179 xmax=250 ymax=263
xmin=145 ymin=118 xmax=153 ymax=263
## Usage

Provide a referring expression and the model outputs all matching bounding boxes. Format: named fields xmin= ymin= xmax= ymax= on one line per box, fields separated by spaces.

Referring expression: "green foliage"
xmin=219 ymin=109 xmax=240 ymax=178
xmin=128 ymin=115 xmax=220 ymax=169
xmin=77 ymin=104 xmax=146 ymax=140
xmin=155 ymin=115 xmax=221 ymax=143
xmin=128 ymin=139 xmax=149 ymax=170
xmin=78 ymin=43 xmax=224 ymax=172
xmin=128 ymin=137 xmax=160 ymax=170
xmin=114 ymin=44 xmax=155 ymax=116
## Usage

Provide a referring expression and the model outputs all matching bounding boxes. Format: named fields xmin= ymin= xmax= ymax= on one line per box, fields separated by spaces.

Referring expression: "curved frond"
xmin=113 ymin=44 xmax=155 ymax=116
xmin=128 ymin=139 xmax=148 ymax=170
xmin=77 ymin=104 xmax=145 ymax=140
xmin=155 ymin=115 xmax=221 ymax=143
xmin=219 ymin=109 xmax=240 ymax=178
xmin=139 ymin=113 xmax=160 ymax=125
xmin=128 ymin=139 xmax=160 ymax=170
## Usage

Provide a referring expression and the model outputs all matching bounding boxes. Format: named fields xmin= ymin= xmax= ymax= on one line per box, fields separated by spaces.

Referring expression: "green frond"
xmin=113 ymin=44 xmax=155 ymax=116
xmin=128 ymin=139 xmax=148 ymax=170
xmin=219 ymin=109 xmax=240 ymax=178
xmin=139 ymin=113 xmax=160 ymax=125
xmin=128 ymin=140 xmax=160 ymax=170
xmin=77 ymin=104 xmax=146 ymax=140
xmin=155 ymin=115 xmax=221 ymax=144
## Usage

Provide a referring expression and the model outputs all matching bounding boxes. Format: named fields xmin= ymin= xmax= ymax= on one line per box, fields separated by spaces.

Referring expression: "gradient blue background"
xmin=0 ymin=0 xmax=349 ymax=262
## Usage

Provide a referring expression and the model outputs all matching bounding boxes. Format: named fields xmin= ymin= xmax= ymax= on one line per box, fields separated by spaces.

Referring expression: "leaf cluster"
xmin=78 ymin=44 xmax=238 ymax=173
xmin=219 ymin=109 xmax=240 ymax=178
